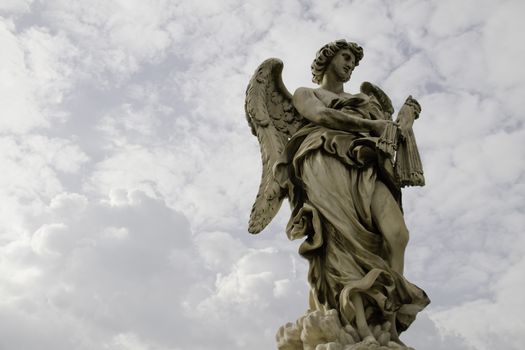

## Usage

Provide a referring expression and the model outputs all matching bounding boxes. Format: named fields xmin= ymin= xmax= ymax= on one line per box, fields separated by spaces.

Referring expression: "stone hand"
xmin=370 ymin=119 xmax=389 ymax=137
xmin=396 ymin=95 xmax=421 ymax=138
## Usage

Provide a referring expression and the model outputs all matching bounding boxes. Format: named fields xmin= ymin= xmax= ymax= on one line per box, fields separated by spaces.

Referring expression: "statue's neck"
xmin=320 ymin=74 xmax=345 ymax=94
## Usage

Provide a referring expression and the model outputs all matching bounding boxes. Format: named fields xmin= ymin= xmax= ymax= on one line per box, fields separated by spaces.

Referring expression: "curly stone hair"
xmin=311 ymin=39 xmax=364 ymax=84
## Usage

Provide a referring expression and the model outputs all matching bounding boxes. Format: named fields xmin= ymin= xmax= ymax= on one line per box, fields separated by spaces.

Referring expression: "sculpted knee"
xmin=392 ymin=227 xmax=409 ymax=249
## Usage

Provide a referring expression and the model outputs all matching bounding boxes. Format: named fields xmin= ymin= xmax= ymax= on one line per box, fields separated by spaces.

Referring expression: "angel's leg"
xmin=370 ymin=180 xmax=408 ymax=275
xmin=350 ymin=293 xmax=377 ymax=344
xmin=387 ymin=313 xmax=406 ymax=346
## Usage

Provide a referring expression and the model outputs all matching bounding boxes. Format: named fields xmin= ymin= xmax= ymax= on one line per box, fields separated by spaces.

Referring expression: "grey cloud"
xmin=403 ymin=313 xmax=475 ymax=350
xmin=0 ymin=190 xmax=208 ymax=349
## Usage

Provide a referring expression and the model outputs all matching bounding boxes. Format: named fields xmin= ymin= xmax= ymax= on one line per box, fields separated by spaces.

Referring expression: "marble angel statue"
xmin=244 ymin=39 xmax=430 ymax=349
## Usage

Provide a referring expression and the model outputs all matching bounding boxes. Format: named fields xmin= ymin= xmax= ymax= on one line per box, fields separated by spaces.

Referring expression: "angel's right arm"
xmin=293 ymin=87 xmax=383 ymax=134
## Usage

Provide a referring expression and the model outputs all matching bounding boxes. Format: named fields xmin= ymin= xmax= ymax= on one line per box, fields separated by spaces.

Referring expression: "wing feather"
xmin=360 ymin=81 xmax=394 ymax=118
xmin=245 ymin=58 xmax=304 ymax=234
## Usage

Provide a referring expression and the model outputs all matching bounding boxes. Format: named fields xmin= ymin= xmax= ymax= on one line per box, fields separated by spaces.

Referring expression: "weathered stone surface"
xmin=276 ymin=309 xmax=415 ymax=350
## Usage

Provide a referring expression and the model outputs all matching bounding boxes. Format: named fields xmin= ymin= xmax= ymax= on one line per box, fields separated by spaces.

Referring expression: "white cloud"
xmin=0 ymin=190 xmax=209 ymax=349
xmin=483 ymin=0 xmax=525 ymax=91
xmin=0 ymin=20 xmax=81 ymax=135
xmin=50 ymin=192 xmax=88 ymax=216
xmin=31 ymin=222 xmax=71 ymax=256
xmin=0 ymin=0 xmax=33 ymax=14
xmin=38 ymin=0 xmax=177 ymax=83
xmin=194 ymin=231 xmax=246 ymax=270
xmin=193 ymin=246 xmax=309 ymax=349
xmin=0 ymin=22 xmax=53 ymax=133
xmin=106 ymin=332 xmax=177 ymax=350
xmin=0 ymin=135 xmax=88 ymax=242
xmin=432 ymin=253 xmax=525 ymax=350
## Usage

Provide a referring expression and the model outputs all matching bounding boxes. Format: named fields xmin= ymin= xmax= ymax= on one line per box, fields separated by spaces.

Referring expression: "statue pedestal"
xmin=277 ymin=309 xmax=415 ymax=350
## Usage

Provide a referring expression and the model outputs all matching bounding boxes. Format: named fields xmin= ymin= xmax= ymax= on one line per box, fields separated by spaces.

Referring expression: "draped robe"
xmin=275 ymin=89 xmax=430 ymax=332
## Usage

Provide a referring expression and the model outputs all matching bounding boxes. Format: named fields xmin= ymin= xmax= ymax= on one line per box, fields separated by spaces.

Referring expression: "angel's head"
xmin=311 ymin=39 xmax=363 ymax=85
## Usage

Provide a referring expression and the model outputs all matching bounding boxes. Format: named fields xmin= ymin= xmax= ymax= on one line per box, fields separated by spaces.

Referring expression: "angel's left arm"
xmin=293 ymin=87 xmax=387 ymax=136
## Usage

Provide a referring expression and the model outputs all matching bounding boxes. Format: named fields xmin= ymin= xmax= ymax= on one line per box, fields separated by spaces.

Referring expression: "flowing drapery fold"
xmin=275 ymin=121 xmax=429 ymax=332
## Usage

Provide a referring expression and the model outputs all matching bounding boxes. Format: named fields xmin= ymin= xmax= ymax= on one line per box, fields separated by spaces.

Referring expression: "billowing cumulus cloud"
xmin=0 ymin=0 xmax=523 ymax=349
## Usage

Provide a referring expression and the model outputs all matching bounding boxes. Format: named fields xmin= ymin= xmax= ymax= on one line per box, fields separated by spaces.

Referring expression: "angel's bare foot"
xmin=387 ymin=341 xmax=404 ymax=348
xmin=363 ymin=335 xmax=379 ymax=345
xmin=351 ymin=294 xmax=376 ymax=343
xmin=388 ymin=337 xmax=407 ymax=347
xmin=387 ymin=313 xmax=407 ymax=347
xmin=389 ymin=333 xmax=406 ymax=346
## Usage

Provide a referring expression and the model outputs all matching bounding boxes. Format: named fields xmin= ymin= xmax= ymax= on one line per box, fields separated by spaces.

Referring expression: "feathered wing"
xmin=360 ymin=81 xmax=394 ymax=119
xmin=245 ymin=58 xmax=305 ymax=234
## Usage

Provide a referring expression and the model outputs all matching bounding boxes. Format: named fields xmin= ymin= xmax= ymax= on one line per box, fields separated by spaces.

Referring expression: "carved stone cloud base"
xmin=276 ymin=309 xmax=415 ymax=350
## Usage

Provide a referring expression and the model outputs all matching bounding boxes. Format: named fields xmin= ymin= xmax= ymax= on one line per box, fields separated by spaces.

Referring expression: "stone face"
xmin=245 ymin=39 xmax=430 ymax=349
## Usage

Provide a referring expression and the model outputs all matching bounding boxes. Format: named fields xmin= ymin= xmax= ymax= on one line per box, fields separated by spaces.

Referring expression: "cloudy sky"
xmin=0 ymin=0 xmax=523 ymax=349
